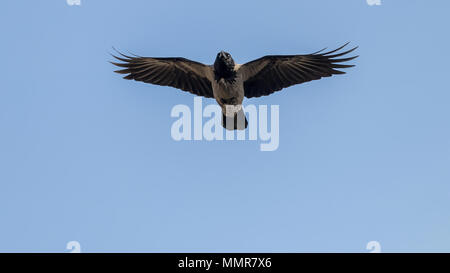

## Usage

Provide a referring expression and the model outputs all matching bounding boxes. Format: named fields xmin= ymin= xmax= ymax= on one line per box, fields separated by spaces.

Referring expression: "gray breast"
xmin=212 ymin=73 xmax=244 ymax=106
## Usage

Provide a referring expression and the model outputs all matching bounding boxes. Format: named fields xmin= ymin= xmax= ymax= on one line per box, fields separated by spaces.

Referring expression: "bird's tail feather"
xmin=222 ymin=109 xmax=248 ymax=130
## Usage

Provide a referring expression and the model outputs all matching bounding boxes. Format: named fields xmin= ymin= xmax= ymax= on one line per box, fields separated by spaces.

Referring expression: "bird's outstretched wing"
xmin=238 ymin=43 xmax=358 ymax=98
xmin=111 ymin=51 xmax=214 ymax=98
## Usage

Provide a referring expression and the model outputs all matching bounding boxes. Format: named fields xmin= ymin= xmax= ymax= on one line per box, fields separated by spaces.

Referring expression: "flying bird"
xmin=111 ymin=43 xmax=358 ymax=130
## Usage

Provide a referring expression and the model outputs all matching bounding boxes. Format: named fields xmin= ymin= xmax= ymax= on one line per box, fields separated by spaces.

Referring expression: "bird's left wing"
xmin=111 ymin=52 xmax=214 ymax=98
xmin=238 ymin=43 xmax=358 ymax=98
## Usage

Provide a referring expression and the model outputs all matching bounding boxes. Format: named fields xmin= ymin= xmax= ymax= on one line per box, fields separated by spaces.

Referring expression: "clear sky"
xmin=1 ymin=0 xmax=449 ymax=253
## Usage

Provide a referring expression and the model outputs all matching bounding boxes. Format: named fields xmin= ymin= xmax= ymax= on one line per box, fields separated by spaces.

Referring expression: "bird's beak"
xmin=219 ymin=51 xmax=225 ymax=59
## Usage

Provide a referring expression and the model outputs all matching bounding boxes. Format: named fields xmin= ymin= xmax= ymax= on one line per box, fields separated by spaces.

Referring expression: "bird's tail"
xmin=222 ymin=108 xmax=248 ymax=130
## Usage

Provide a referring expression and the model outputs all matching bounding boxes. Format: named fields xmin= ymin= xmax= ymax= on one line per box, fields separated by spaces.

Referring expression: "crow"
xmin=111 ymin=43 xmax=358 ymax=130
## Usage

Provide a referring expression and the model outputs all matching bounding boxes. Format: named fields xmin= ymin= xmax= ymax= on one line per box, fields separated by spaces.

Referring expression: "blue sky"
xmin=1 ymin=0 xmax=449 ymax=252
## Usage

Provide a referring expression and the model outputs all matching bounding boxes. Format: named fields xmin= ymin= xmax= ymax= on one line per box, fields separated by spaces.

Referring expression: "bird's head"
xmin=214 ymin=51 xmax=235 ymax=80
xmin=215 ymin=51 xmax=235 ymax=70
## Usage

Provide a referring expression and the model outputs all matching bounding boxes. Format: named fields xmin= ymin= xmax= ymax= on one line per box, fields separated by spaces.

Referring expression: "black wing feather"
xmin=241 ymin=43 xmax=358 ymax=98
xmin=111 ymin=51 xmax=214 ymax=98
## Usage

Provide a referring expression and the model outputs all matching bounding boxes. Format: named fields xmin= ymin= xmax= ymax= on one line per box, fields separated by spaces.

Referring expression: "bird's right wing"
xmin=111 ymin=51 xmax=214 ymax=98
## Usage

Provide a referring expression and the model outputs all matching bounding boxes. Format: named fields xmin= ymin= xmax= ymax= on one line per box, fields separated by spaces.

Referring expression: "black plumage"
xmin=111 ymin=43 xmax=358 ymax=130
xmin=241 ymin=43 xmax=358 ymax=98
xmin=111 ymin=52 xmax=214 ymax=98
